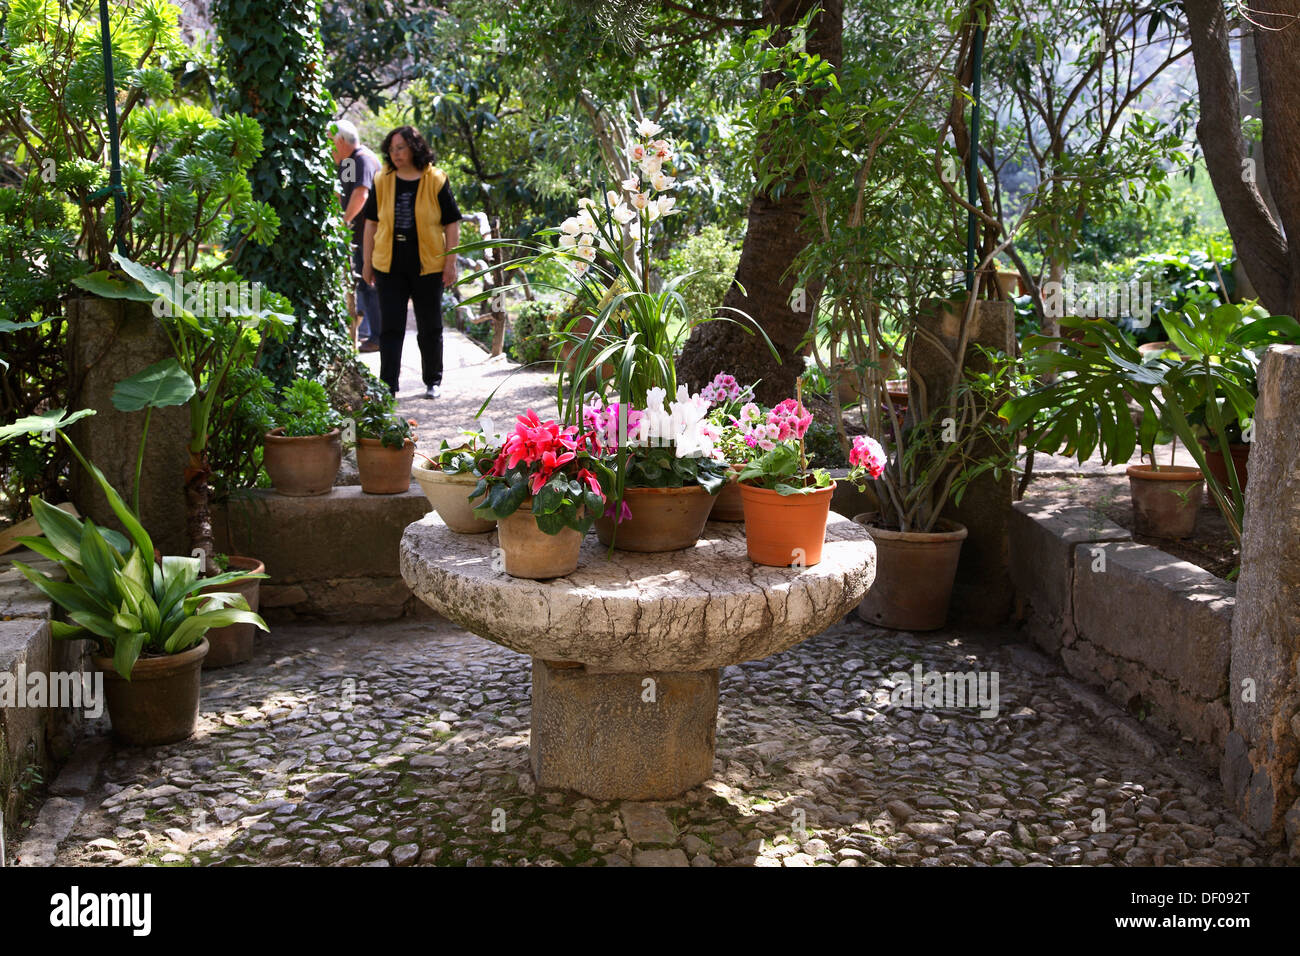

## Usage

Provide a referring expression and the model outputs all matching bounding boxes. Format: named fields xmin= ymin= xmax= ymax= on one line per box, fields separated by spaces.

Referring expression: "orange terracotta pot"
xmin=709 ymin=465 xmax=746 ymax=522
xmin=1126 ymin=464 xmax=1203 ymax=539
xmin=1198 ymin=439 xmax=1249 ymax=498
xmin=200 ymin=556 xmax=265 ymax=669
xmin=738 ymin=481 xmax=836 ymax=567
xmin=263 ymin=428 xmax=341 ymax=496
xmin=497 ymin=499 xmax=582 ymax=579
xmin=357 ymin=437 xmax=417 ymax=494
xmin=595 ymin=485 xmax=715 ymax=552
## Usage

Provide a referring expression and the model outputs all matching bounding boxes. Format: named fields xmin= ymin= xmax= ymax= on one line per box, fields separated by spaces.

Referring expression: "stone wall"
xmin=0 ymin=558 xmax=89 ymax=834
xmin=1221 ymin=345 xmax=1300 ymax=853
xmin=1010 ymin=501 xmax=1234 ymax=767
xmin=67 ymin=297 xmax=192 ymax=557
xmin=213 ymin=485 xmax=435 ymax=622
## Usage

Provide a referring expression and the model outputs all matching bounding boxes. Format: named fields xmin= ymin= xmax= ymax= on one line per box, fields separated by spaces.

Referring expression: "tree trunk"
xmin=1184 ymin=0 xmax=1292 ymax=315
xmin=185 ymin=452 xmax=215 ymax=559
xmin=676 ymin=0 xmax=843 ymax=406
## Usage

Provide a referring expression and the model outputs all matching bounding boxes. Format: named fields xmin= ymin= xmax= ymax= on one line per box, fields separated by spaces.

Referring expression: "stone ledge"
xmin=214 ymin=485 xmax=432 ymax=621
xmin=1010 ymin=500 xmax=1131 ymax=657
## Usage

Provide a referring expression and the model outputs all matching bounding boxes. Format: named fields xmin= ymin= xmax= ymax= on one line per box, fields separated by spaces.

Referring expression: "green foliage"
xmin=257 ymin=378 xmax=342 ymax=438
xmin=213 ymin=0 xmax=353 ymax=382
xmin=622 ymin=444 xmax=727 ymax=493
xmin=355 ymin=388 xmax=414 ymax=449
xmin=471 ymin=465 xmax=606 ymax=535
xmin=507 ymin=300 xmax=555 ymax=366
xmin=737 ymin=443 xmax=832 ymax=496
xmin=0 ymin=420 xmax=267 ymax=679
xmin=656 ymin=224 xmax=740 ymax=323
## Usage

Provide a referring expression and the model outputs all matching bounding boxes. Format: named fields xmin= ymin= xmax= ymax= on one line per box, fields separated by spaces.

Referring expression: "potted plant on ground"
xmin=1002 ymin=304 xmax=1300 ymax=553
xmin=245 ymin=376 xmax=344 ymax=496
xmin=734 ymin=396 xmax=838 ymax=567
xmin=412 ymin=430 xmax=496 ymax=533
xmin=470 ymin=410 xmax=608 ymax=579
xmin=1 ymin=411 xmax=268 ymax=745
xmin=353 ymin=389 xmax=418 ymax=494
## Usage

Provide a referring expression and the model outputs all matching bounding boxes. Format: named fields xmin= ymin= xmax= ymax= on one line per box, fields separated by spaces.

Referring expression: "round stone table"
xmin=400 ymin=513 xmax=876 ymax=799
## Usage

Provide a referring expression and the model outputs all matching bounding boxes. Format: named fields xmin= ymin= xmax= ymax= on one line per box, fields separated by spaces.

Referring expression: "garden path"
xmin=19 ymin=617 xmax=1289 ymax=867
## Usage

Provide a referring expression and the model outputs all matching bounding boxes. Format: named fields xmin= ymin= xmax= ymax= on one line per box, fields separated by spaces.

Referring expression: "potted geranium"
xmin=354 ymin=389 xmax=418 ymax=494
xmin=734 ymin=397 xmax=839 ymax=567
xmin=2 ymin=412 xmax=268 ymax=745
xmin=471 ymin=410 xmax=608 ymax=579
xmin=412 ymin=430 xmax=496 ymax=533
xmin=701 ymin=372 xmax=758 ymax=522
xmin=245 ymin=376 xmax=343 ymax=496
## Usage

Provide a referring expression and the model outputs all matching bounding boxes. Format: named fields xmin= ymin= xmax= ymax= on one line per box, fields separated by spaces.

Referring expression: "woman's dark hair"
xmin=379 ymin=125 xmax=435 ymax=171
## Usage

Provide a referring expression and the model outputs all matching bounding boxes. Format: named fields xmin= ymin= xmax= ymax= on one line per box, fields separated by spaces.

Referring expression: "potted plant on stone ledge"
xmin=243 ymin=376 xmax=344 ymax=496
xmin=470 ymin=410 xmax=609 ymax=579
xmin=352 ymin=387 xmax=418 ymax=495
xmin=1 ymin=410 xmax=268 ymax=745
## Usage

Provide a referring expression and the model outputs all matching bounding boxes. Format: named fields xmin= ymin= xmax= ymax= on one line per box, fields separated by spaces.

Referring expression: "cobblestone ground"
xmin=42 ymin=616 xmax=1290 ymax=867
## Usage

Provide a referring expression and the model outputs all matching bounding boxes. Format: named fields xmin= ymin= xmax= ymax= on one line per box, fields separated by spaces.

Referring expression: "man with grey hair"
xmin=332 ymin=119 xmax=382 ymax=351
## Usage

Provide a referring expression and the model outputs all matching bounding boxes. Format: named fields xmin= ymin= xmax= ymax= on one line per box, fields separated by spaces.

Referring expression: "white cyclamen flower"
xmin=635 ymin=118 xmax=663 ymax=138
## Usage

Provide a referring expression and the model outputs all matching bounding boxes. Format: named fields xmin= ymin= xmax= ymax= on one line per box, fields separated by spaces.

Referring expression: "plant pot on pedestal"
xmin=357 ymin=437 xmax=417 ymax=494
xmin=497 ymin=499 xmax=582 ymax=579
xmin=852 ymin=515 xmax=967 ymax=631
xmin=739 ymin=481 xmax=836 ymax=567
xmin=262 ymin=428 xmax=341 ymax=496
xmin=1126 ymin=463 xmax=1203 ymax=538
xmin=595 ymin=485 xmax=716 ymax=551
xmin=93 ymin=638 xmax=209 ymax=746
xmin=412 ymin=456 xmax=495 ymax=533
xmin=709 ymin=465 xmax=746 ymax=522
xmin=200 ymin=557 xmax=264 ymax=669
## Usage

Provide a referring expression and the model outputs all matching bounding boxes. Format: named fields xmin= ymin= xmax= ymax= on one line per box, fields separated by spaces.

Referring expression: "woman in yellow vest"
xmin=361 ymin=126 xmax=462 ymax=398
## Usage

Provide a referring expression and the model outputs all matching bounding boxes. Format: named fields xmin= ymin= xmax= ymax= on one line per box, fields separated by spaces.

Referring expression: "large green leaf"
xmin=71 ymin=271 xmax=158 ymax=303
xmin=78 ymin=519 xmax=122 ymax=599
xmin=112 ymin=358 xmax=196 ymax=412
xmin=164 ymin=607 xmax=267 ymax=654
xmin=113 ymin=632 xmax=148 ymax=680
xmin=11 ymin=563 xmax=106 ymax=617
xmin=0 ymin=408 xmax=96 ymax=443
xmin=61 ymin=439 xmax=154 ymax=559
xmin=29 ymin=496 xmax=86 ymax=564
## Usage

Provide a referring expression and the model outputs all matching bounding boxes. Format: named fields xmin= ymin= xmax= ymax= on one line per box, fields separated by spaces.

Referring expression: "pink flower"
xmin=850 ymin=435 xmax=886 ymax=479
xmin=578 ymin=468 xmax=603 ymax=497
xmin=603 ymin=500 xmax=633 ymax=523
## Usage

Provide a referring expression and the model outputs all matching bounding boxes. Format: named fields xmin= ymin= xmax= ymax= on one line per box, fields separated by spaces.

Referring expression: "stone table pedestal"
xmin=401 ymin=514 xmax=875 ymax=799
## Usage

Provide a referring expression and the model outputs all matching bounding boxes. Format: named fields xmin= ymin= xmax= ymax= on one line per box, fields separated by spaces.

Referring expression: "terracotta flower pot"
xmin=1198 ymin=439 xmax=1250 ymax=498
xmin=263 ymin=428 xmax=341 ymax=496
xmin=1126 ymin=463 xmax=1203 ymax=538
xmin=411 ymin=456 xmax=495 ymax=533
xmin=738 ymin=481 xmax=836 ymax=567
xmin=709 ymin=465 xmax=746 ymax=522
xmin=497 ymin=499 xmax=582 ymax=579
xmin=852 ymin=515 xmax=967 ymax=631
xmin=357 ymin=436 xmax=417 ymax=494
xmin=200 ymin=556 xmax=264 ymax=669
xmin=93 ymin=638 xmax=209 ymax=746
xmin=595 ymin=485 xmax=716 ymax=552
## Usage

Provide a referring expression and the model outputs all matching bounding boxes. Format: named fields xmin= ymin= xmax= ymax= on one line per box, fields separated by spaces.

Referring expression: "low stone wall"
xmin=213 ymin=484 xmax=435 ymax=623
xmin=0 ymin=560 xmax=89 ymax=830
xmin=1010 ymin=500 xmax=1234 ymax=767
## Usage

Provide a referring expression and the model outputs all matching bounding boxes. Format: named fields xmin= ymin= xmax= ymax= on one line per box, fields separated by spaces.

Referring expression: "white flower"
xmin=611 ymin=202 xmax=636 ymax=225
xmin=560 ymin=217 xmax=582 ymax=235
xmin=640 ymin=155 xmax=663 ymax=177
xmin=574 ymin=244 xmax=597 ymax=261
xmin=572 ymin=260 xmax=590 ymax=278
xmin=621 ymin=177 xmax=640 ymax=193
xmin=605 ymin=189 xmax=621 ymax=208
xmin=650 ymin=139 xmax=673 ymax=161
xmin=646 ymin=202 xmax=661 ymax=222
xmin=558 ymin=233 xmax=577 ymax=247
xmin=650 ymin=171 xmax=675 ymax=192
xmin=627 ymin=142 xmax=647 ymax=163
xmin=635 ymin=118 xmax=663 ymax=138
xmin=576 ymin=210 xmax=597 ymax=232
xmin=577 ymin=196 xmax=598 ymax=211
xmin=630 ymin=191 xmax=650 ymax=211
xmin=655 ymin=195 xmax=676 ymax=217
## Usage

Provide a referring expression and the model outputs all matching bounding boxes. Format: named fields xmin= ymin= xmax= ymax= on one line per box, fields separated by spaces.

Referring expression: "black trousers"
xmin=373 ymin=263 xmax=444 ymax=394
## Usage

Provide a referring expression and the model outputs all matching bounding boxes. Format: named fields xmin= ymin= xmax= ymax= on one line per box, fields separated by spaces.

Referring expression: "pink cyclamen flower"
xmin=850 ymin=435 xmax=887 ymax=479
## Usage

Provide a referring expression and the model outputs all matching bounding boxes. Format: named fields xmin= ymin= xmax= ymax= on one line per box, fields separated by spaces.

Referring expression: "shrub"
xmin=657 ymin=224 xmax=741 ymax=321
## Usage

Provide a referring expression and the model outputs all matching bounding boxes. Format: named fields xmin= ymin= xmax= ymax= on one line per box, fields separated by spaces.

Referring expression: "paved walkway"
xmin=16 ymin=617 xmax=1287 ymax=867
